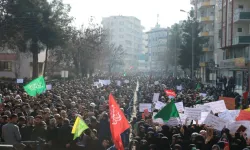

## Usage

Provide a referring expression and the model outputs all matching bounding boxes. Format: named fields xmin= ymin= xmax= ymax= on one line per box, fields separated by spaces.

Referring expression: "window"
xmin=238 ymin=28 xmax=242 ymax=32
xmin=239 ymin=5 xmax=244 ymax=9
xmin=0 ymin=61 xmax=12 ymax=71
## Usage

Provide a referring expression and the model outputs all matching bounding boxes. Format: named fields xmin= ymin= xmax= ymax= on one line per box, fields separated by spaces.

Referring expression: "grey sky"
xmin=63 ymin=0 xmax=192 ymax=31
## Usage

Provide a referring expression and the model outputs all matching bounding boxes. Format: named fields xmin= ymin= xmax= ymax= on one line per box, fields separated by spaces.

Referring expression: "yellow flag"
xmin=71 ymin=117 xmax=89 ymax=140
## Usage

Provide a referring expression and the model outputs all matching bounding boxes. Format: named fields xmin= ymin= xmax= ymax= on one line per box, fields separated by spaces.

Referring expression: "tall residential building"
xmin=146 ymin=24 xmax=168 ymax=72
xmin=137 ymin=34 xmax=150 ymax=72
xmin=191 ymin=0 xmax=217 ymax=83
xmin=218 ymin=0 xmax=250 ymax=93
xmin=101 ymin=16 xmax=144 ymax=71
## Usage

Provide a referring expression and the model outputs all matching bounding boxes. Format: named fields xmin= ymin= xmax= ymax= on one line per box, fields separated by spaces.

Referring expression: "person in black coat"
xmin=57 ymin=118 xmax=74 ymax=150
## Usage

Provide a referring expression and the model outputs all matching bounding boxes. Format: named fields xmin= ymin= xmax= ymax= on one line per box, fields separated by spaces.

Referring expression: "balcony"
xmin=199 ymin=31 xmax=214 ymax=37
xmin=202 ymin=44 xmax=214 ymax=52
xmin=198 ymin=16 xmax=215 ymax=22
xmin=233 ymin=35 xmax=250 ymax=45
xmin=234 ymin=8 xmax=250 ymax=23
xmin=197 ymin=0 xmax=216 ymax=9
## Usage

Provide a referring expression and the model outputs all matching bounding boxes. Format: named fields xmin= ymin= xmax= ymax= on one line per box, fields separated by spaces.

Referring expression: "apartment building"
xmin=137 ymin=34 xmax=150 ymax=72
xmin=0 ymin=50 xmax=45 ymax=78
xmin=217 ymin=0 xmax=250 ymax=93
xmin=102 ymin=16 xmax=144 ymax=72
xmin=146 ymin=24 xmax=168 ymax=72
xmin=191 ymin=0 xmax=218 ymax=83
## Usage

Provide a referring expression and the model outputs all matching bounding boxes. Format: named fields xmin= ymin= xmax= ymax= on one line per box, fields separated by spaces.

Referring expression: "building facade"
xmin=137 ymin=34 xmax=150 ymax=72
xmin=217 ymin=0 xmax=250 ymax=94
xmin=146 ymin=24 xmax=168 ymax=72
xmin=0 ymin=50 xmax=45 ymax=78
xmin=102 ymin=16 xmax=144 ymax=71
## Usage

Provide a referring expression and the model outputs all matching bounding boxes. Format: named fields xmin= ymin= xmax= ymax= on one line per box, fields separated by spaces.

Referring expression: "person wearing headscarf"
xmin=204 ymin=128 xmax=218 ymax=150
xmin=159 ymin=136 xmax=171 ymax=150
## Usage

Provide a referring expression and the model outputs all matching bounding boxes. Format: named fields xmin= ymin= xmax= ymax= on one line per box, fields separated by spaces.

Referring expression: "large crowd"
xmin=0 ymin=74 xmax=249 ymax=150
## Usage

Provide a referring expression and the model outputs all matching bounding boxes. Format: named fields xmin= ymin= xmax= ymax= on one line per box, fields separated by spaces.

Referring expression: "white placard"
xmin=152 ymin=93 xmax=160 ymax=103
xmin=116 ymin=80 xmax=121 ymax=86
xmin=196 ymin=104 xmax=212 ymax=112
xmin=197 ymin=112 xmax=209 ymax=124
xmin=176 ymin=85 xmax=182 ymax=91
xmin=179 ymin=113 xmax=187 ymax=125
xmin=184 ymin=107 xmax=202 ymax=120
xmin=94 ymin=82 xmax=99 ymax=86
xmin=199 ymin=93 xmax=207 ymax=97
xmin=227 ymin=121 xmax=250 ymax=134
xmin=97 ymin=83 xmax=103 ymax=88
xmin=124 ymin=80 xmax=129 ymax=83
xmin=175 ymin=102 xmax=184 ymax=113
xmin=155 ymin=101 xmax=166 ymax=110
xmin=139 ymin=103 xmax=152 ymax=112
xmin=46 ymin=84 xmax=52 ymax=90
xmin=228 ymin=110 xmax=240 ymax=120
xmin=203 ymin=113 xmax=228 ymax=130
xmin=16 ymin=79 xmax=24 ymax=83
xmin=218 ymin=110 xmax=234 ymax=123
xmin=152 ymin=112 xmax=164 ymax=124
xmin=99 ymin=80 xmax=111 ymax=85
xmin=166 ymin=118 xmax=180 ymax=126
xmin=204 ymin=100 xmax=227 ymax=113
xmin=61 ymin=70 xmax=69 ymax=78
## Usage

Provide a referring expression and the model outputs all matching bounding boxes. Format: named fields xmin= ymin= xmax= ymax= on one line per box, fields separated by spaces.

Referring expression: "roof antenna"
xmin=156 ymin=14 xmax=160 ymax=28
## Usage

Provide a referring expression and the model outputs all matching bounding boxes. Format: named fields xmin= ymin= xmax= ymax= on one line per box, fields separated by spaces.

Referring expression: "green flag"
xmin=195 ymin=83 xmax=201 ymax=90
xmin=72 ymin=117 xmax=89 ymax=140
xmin=154 ymin=100 xmax=179 ymax=122
xmin=24 ymin=76 xmax=46 ymax=96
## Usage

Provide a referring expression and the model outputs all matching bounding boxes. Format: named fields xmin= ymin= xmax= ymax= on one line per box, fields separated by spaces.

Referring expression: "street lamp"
xmin=180 ymin=9 xmax=195 ymax=79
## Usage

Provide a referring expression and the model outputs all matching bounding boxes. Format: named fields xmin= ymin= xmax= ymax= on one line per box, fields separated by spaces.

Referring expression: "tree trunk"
xmin=43 ymin=46 xmax=49 ymax=78
xmin=31 ymin=38 xmax=39 ymax=79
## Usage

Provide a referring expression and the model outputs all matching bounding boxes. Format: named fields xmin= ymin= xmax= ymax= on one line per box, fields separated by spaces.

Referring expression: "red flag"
xmin=164 ymin=89 xmax=176 ymax=97
xmin=109 ymin=94 xmax=130 ymax=150
xmin=236 ymin=110 xmax=250 ymax=121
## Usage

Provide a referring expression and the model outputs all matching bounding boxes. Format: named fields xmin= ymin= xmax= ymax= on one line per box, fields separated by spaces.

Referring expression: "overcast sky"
xmin=63 ymin=0 xmax=192 ymax=31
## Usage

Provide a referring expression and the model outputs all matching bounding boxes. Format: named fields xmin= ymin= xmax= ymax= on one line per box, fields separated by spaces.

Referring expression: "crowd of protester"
xmin=0 ymin=74 xmax=249 ymax=150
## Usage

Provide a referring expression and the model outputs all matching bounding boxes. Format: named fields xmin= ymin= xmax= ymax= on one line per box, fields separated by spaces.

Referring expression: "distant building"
xmin=146 ymin=24 xmax=168 ymax=72
xmin=137 ymin=34 xmax=149 ymax=72
xmin=102 ymin=16 xmax=144 ymax=71
xmin=0 ymin=50 xmax=45 ymax=78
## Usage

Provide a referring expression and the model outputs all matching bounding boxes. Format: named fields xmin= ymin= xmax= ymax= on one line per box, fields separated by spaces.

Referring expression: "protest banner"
xmin=99 ymin=80 xmax=111 ymax=85
xmin=175 ymin=102 xmax=184 ymax=113
xmin=166 ymin=118 xmax=180 ymax=126
xmin=116 ymin=80 xmax=121 ymax=86
xmin=203 ymin=113 xmax=228 ymax=130
xmin=196 ymin=104 xmax=211 ymax=112
xmin=228 ymin=110 xmax=240 ymax=120
xmin=46 ymin=84 xmax=52 ymax=90
xmin=204 ymin=100 xmax=227 ymax=113
xmin=184 ymin=107 xmax=202 ymax=120
xmin=152 ymin=93 xmax=160 ymax=103
xmin=124 ymin=80 xmax=129 ymax=83
xmin=165 ymin=90 xmax=176 ymax=97
xmin=219 ymin=96 xmax=235 ymax=110
xmin=139 ymin=103 xmax=152 ymax=112
xmin=199 ymin=93 xmax=207 ymax=97
xmin=227 ymin=121 xmax=250 ymax=134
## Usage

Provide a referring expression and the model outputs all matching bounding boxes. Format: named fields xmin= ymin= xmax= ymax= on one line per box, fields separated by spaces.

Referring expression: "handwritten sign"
xmin=196 ymin=104 xmax=212 ymax=112
xmin=179 ymin=114 xmax=187 ymax=125
xmin=197 ymin=112 xmax=209 ymax=124
xmin=154 ymin=81 xmax=159 ymax=85
xmin=199 ymin=93 xmax=207 ymax=97
xmin=184 ymin=107 xmax=202 ymax=120
xmin=218 ymin=110 xmax=234 ymax=123
xmin=228 ymin=110 xmax=240 ymax=120
xmin=203 ymin=113 xmax=228 ymax=130
xmin=152 ymin=93 xmax=160 ymax=103
xmin=124 ymin=80 xmax=129 ymax=84
xmin=139 ymin=103 xmax=152 ymax=112
xmin=155 ymin=101 xmax=166 ymax=110
xmin=175 ymin=102 xmax=184 ymax=113
xmin=204 ymin=100 xmax=227 ymax=113
xmin=166 ymin=118 xmax=180 ymax=126
xmin=99 ymin=80 xmax=111 ymax=85
xmin=116 ymin=80 xmax=121 ymax=86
